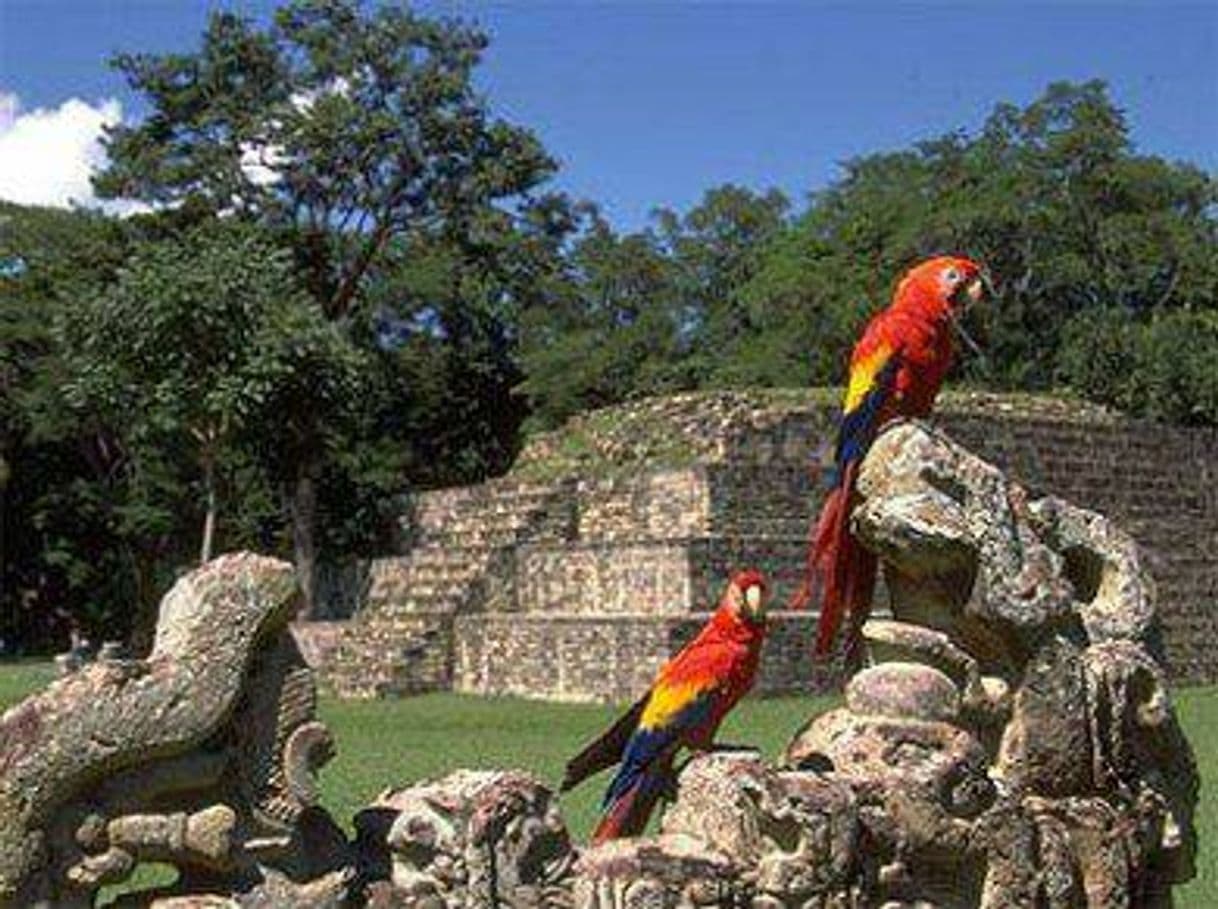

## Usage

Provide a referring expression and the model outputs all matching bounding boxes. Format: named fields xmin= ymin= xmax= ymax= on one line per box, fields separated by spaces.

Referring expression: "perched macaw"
xmin=796 ymin=255 xmax=987 ymax=656
xmin=561 ymin=569 xmax=769 ymax=844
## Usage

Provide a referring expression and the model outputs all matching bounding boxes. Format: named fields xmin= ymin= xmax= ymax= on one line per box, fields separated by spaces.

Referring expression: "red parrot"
xmin=561 ymin=569 xmax=768 ymax=844
xmin=796 ymin=255 xmax=987 ymax=657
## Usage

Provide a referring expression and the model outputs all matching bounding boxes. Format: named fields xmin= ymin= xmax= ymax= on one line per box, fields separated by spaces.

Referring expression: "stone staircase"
xmin=319 ymin=479 xmax=579 ymax=698
xmin=406 ymin=477 xmax=576 ymax=549
xmin=366 ymin=477 xmax=578 ymax=614
xmin=364 ymin=546 xmax=495 ymax=616
xmin=307 ymin=391 xmax=1218 ymax=698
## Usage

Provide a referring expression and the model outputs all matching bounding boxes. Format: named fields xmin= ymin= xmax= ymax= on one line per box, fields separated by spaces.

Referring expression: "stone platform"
xmin=307 ymin=390 xmax=1218 ymax=700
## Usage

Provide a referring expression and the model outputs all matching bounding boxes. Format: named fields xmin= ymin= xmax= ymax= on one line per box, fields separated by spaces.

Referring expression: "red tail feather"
xmin=794 ymin=462 xmax=878 ymax=656
xmin=590 ymin=770 xmax=664 ymax=845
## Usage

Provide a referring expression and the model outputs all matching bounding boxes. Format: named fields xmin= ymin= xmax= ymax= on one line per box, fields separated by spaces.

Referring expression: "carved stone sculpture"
xmin=0 ymin=553 xmax=349 ymax=908
xmin=784 ymin=421 xmax=1198 ymax=907
xmin=354 ymin=769 xmax=574 ymax=908
xmin=571 ymin=834 xmax=742 ymax=909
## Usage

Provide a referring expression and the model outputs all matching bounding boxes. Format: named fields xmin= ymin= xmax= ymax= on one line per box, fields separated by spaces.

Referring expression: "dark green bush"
xmin=1058 ymin=308 xmax=1218 ymax=425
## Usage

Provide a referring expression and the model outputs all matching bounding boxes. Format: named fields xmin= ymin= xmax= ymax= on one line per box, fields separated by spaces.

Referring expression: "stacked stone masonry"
xmin=310 ymin=391 xmax=1218 ymax=700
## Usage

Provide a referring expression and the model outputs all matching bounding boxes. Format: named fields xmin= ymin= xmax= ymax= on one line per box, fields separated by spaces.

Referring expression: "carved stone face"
xmin=660 ymin=752 xmax=863 ymax=904
xmin=573 ymin=835 xmax=742 ymax=909
xmin=385 ymin=793 xmax=462 ymax=897
xmin=488 ymin=795 xmax=572 ymax=892
xmin=373 ymin=769 xmax=574 ymax=904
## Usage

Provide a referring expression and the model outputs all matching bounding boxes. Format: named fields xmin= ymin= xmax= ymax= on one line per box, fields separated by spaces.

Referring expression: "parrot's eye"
xmin=943 ymin=267 xmax=961 ymax=286
xmin=745 ymin=585 xmax=763 ymax=611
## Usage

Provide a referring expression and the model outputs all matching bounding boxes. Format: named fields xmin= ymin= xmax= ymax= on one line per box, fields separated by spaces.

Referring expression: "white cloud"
xmin=0 ymin=92 xmax=147 ymax=214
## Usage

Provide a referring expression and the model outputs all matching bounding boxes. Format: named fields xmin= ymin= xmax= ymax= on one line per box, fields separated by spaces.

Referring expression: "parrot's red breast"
xmin=799 ymin=256 xmax=986 ymax=655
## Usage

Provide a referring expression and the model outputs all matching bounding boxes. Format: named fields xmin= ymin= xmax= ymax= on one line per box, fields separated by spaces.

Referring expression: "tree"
xmin=654 ymin=185 xmax=791 ymax=386
xmin=362 ymin=192 xmax=582 ymax=485
xmin=517 ymin=186 xmax=792 ymax=428
xmin=517 ymin=212 xmax=688 ymax=428
xmin=59 ymin=223 xmax=364 ymax=566
xmin=96 ymin=0 xmax=562 ymax=612
xmin=741 ymin=80 xmax=1218 ymax=393
xmin=0 ymin=202 xmax=138 ymax=650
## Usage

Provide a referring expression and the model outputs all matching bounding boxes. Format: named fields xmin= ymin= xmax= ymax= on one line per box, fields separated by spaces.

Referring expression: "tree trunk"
xmin=200 ymin=453 xmax=217 ymax=565
xmin=290 ymin=468 xmax=319 ymax=620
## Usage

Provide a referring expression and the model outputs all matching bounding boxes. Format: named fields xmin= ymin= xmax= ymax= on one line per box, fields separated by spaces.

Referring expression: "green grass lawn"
xmin=317 ymin=689 xmax=838 ymax=840
xmin=1 ymin=662 xmax=1213 ymax=905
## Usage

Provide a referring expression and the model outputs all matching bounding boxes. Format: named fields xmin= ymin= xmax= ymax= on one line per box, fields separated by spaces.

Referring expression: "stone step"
xmin=514 ymin=537 xmax=812 ymax=615
xmin=405 ymin=482 xmax=575 ymax=548
xmin=365 ymin=552 xmax=493 ymax=609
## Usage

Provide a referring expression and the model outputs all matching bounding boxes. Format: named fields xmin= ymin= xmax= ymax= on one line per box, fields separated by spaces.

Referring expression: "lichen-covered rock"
xmin=660 ymin=751 xmax=866 ymax=906
xmin=0 ymin=553 xmax=349 ymax=908
xmin=354 ymin=769 xmax=573 ymax=907
xmin=845 ymin=662 xmax=961 ymax=722
xmin=571 ymin=834 xmax=741 ymax=909
xmin=782 ymin=420 xmax=1199 ymax=907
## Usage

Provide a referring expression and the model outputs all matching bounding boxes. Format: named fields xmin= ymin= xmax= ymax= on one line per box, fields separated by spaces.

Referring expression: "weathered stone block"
xmin=0 ymin=553 xmax=349 ymax=908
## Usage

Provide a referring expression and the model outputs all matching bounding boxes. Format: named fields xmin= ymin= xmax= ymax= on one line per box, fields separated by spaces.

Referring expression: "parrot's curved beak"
xmin=742 ymin=583 xmax=767 ymax=623
xmin=948 ymin=269 xmax=991 ymax=360
xmin=953 ymin=273 xmax=988 ymax=312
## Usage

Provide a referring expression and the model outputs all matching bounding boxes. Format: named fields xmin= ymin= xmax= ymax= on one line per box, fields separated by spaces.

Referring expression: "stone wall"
xmin=309 ymin=391 xmax=1218 ymax=698
xmin=453 ymin=611 xmax=829 ymax=702
xmin=319 ymin=612 xmax=455 ymax=699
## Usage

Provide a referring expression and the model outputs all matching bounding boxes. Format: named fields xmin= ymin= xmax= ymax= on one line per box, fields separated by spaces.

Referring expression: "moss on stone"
xmin=510 ymin=387 xmax=1119 ymax=482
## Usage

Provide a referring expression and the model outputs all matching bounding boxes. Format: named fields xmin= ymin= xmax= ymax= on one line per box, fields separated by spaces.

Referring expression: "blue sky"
xmin=1 ymin=1 xmax=1215 ymax=228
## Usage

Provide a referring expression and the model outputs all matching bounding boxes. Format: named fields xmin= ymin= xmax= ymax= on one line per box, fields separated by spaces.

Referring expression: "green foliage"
xmin=519 ymin=81 xmax=1218 ymax=429
xmin=518 ymin=215 xmax=687 ymax=427
xmin=0 ymin=203 xmax=142 ymax=650
xmin=93 ymin=0 xmax=569 ymax=615
xmin=1059 ymin=308 xmax=1218 ymax=425
xmin=58 ymin=222 xmax=370 ymax=565
xmin=518 ymin=186 xmax=791 ymax=429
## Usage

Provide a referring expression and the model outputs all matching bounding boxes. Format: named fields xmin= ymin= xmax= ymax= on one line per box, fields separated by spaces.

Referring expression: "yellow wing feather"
xmin=843 ymin=343 xmax=895 ymax=414
xmin=638 ymin=680 xmax=704 ymax=731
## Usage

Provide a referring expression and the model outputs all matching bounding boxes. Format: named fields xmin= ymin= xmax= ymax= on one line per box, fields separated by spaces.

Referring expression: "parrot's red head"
xmin=727 ymin=568 xmax=768 ymax=625
xmin=892 ymin=255 xmax=987 ymax=320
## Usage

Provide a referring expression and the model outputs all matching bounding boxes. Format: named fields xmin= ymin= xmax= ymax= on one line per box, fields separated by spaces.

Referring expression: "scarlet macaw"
xmin=797 ymin=256 xmax=987 ymax=656
xmin=561 ymin=569 xmax=769 ymax=844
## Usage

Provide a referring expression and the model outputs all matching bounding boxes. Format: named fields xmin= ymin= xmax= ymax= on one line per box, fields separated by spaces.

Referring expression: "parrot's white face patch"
xmin=745 ymin=584 xmax=763 ymax=614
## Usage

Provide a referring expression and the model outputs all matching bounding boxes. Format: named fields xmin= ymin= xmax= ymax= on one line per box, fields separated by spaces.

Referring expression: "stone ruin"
xmin=309 ymin=390 xmax=1218 ymax=702
xmin=0 ymin=422 xmax=1198 ymax=906
xmin=0 ymin=554 xmax=351 ymax=907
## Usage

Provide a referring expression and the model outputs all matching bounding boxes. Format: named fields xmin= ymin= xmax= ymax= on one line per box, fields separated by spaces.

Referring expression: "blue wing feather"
xmin=830 ymin=353 xmax=900 ymax=486
xmin=602 ymin=690 xmax=714 ymax=808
